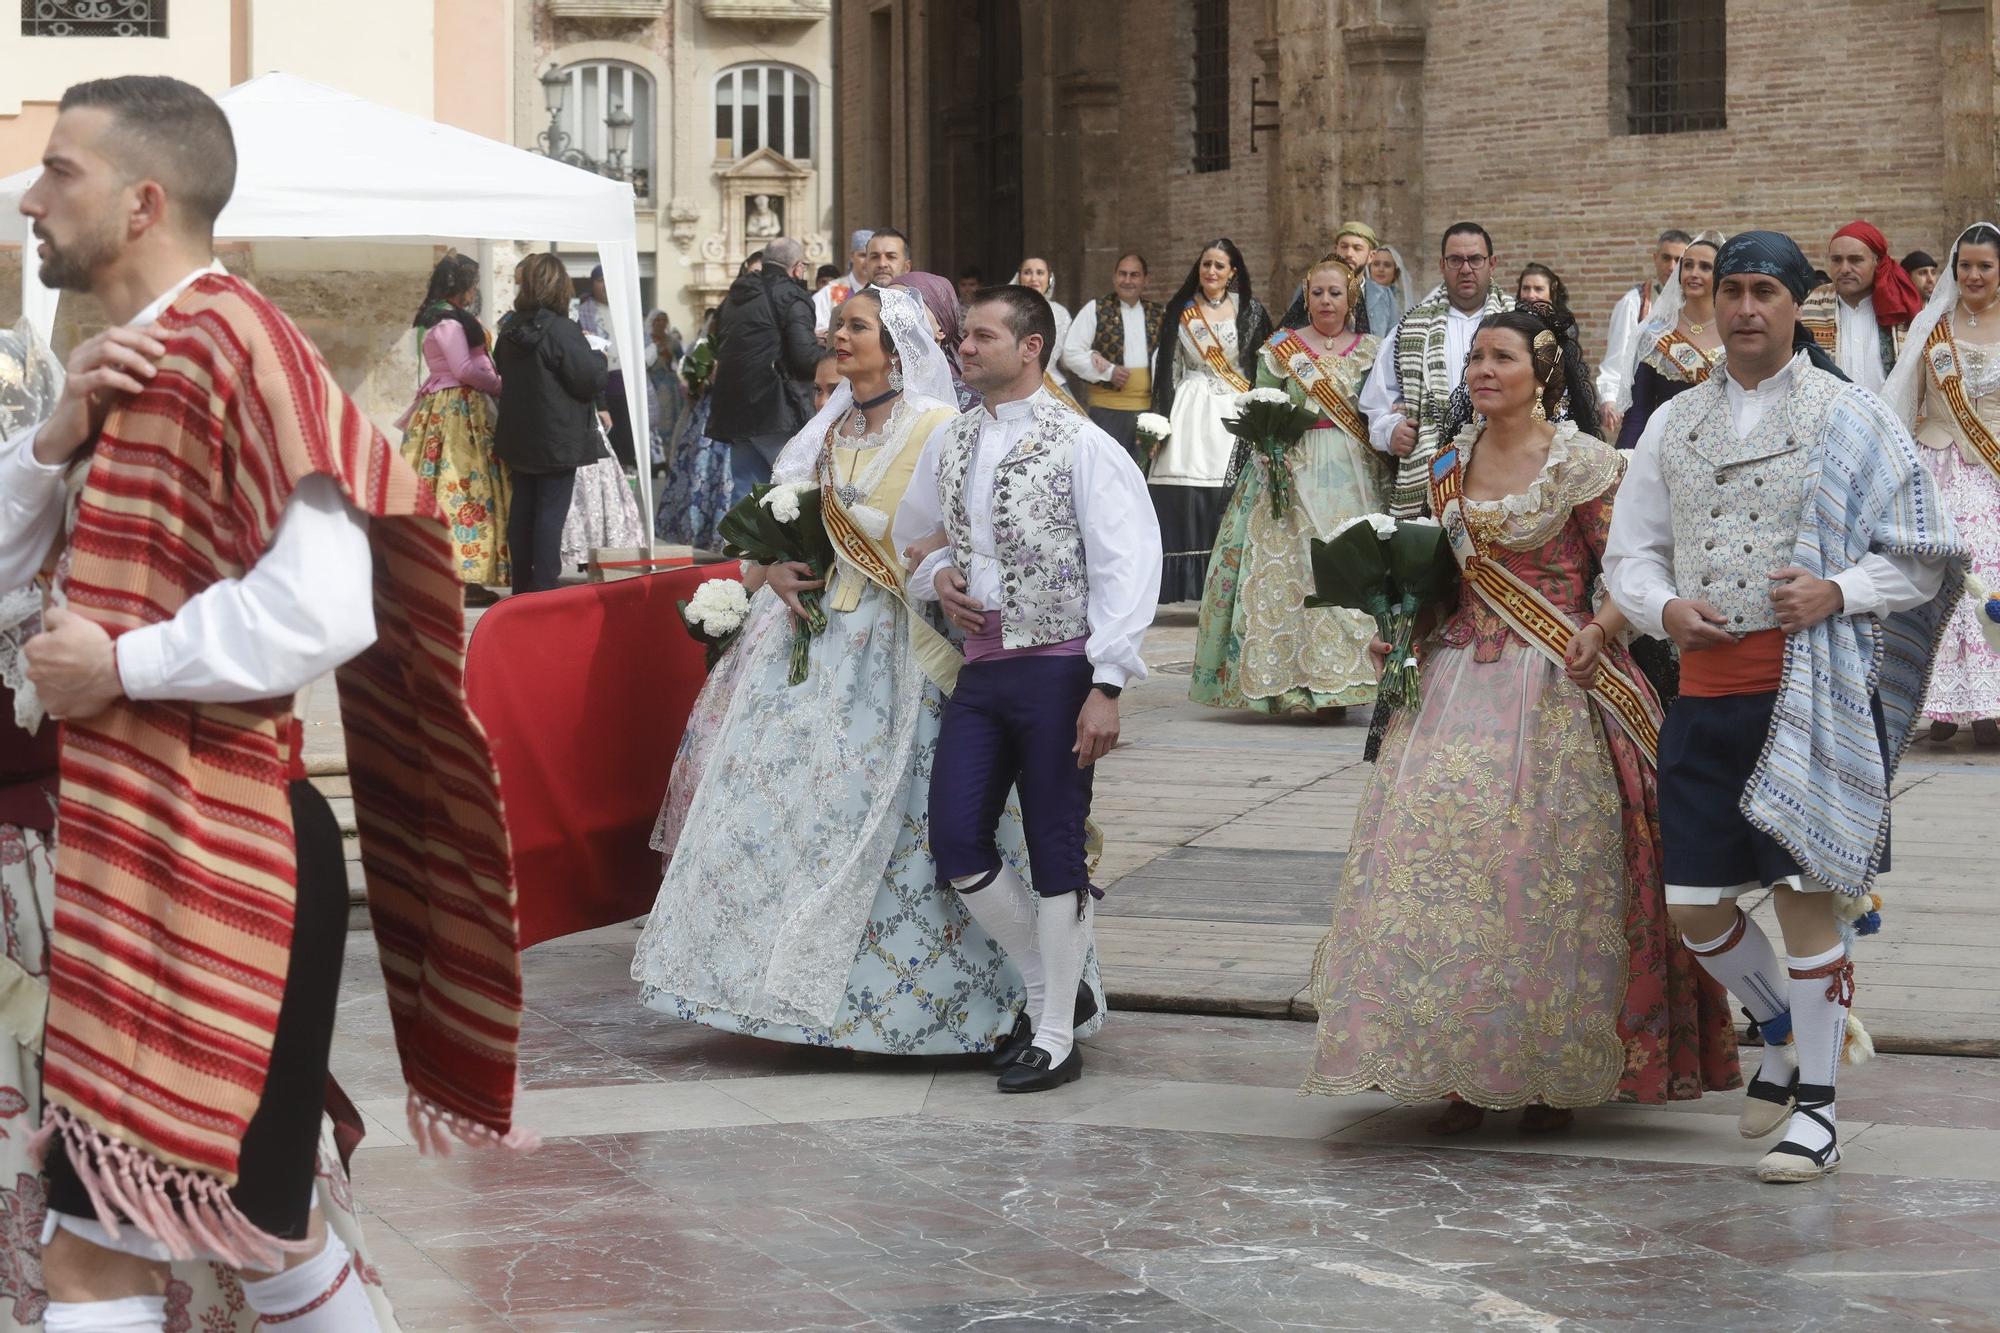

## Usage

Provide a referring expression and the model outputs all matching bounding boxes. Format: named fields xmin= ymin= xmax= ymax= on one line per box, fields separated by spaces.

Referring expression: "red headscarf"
xmin=1832 ymin=220 xmax=1926 ymax=327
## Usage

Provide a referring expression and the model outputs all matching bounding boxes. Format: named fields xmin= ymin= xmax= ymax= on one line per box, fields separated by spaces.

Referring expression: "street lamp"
xmin=605 ymin=99 xmax=634 ymax=177
xmin=536 ymin=64 xmax=584 ymax=167
xmin=540 ymin=63 xmax=568 ymax=118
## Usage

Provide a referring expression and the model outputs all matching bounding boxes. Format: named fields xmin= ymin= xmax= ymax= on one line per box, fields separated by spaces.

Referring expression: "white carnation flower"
xmin=1402 ymin=516 xmax=1440 ymax=528
xmin=848 ymin=504 xmax=889 ymax=540
xmin=1243 ymin=387 xmax=1292 ymax=406
xmin=759 ymin=482 xmax=805 ymax=524
xmin=1333 ymin=513 xmax=1399 ymax=541
xmin=1135 ymin=412 xmax=1172 ymax=439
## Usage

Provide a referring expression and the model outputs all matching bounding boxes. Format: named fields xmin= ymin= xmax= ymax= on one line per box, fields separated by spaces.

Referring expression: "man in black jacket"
xmin=707 ymin=235 xmax=820 ymax=502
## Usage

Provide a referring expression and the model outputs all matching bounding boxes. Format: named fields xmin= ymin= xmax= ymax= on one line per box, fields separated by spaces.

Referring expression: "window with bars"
xmin=21 ymin=0 xmax=166 ymax=36
xmin=1622 ymin=0 xmax=1725 ymax=135
xmin=713 ymin=63 xmax=817 ymax=162
xmin=1190 ymin=0 xmax=1229 ymax=173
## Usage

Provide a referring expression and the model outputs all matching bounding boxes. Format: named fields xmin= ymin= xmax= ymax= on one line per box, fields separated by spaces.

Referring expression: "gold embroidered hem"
xmin=1303 ymin=638 xmax=1630 ymax=1111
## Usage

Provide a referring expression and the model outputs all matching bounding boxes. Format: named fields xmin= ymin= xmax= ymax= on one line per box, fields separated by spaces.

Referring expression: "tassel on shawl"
xmin=31 ymin=1105 xmax=318 ymax=1271
xmin=406 ymin=1089 xmax=542 ymax=1157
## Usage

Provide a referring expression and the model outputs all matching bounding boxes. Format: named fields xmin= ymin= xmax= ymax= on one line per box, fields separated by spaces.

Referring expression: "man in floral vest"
xmin=899 ymin=284 xmax=1161 ymax=1093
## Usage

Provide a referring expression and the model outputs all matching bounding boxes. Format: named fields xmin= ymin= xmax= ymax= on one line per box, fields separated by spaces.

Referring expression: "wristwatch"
xmin=1092 ymin=683 xmax=1123 ymax=700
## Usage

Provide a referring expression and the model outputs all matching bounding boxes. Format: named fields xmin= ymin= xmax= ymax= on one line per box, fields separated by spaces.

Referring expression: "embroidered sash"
xmin=1651 ymin=329 xmax=1719 ymax=385
xmin=818 ymin=406 xmax=963 ymax=692
xmin=1182 ymin=304 xmax=1251 ymax=392
xmin=1266 ymin=330 xmax=1368 ymax=442
xmin=1430 ymin=446 xmax=1661 ymax=765
xmin=1920 ymin=318 xmax=2000 ymax=482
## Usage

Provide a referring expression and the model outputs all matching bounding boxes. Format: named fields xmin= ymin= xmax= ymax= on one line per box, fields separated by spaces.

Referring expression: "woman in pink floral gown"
xmin=1304 ymin=305 xmax=1738 ymax=1132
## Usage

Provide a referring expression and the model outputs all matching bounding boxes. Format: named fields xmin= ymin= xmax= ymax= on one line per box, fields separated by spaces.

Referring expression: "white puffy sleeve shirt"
xmin=896 ymin=391 xmax=1162 ymax=687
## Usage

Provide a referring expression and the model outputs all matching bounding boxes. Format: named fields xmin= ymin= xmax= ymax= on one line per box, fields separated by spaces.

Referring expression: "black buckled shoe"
xmin=998 ymin=1044 xmax=1082 ymax=1093
xmin=989 ymin=1012 xmax=1034 ymax=1071
xmin=1757 ymin=1082 xmax=1841 ymax=1183
xmin=1073 ymin=980 xmax=1100 ymax=1033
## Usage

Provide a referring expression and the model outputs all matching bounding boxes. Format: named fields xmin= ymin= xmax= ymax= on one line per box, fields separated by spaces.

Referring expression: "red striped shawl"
xmin=39 ymin=274 xmax=525 ymax=1264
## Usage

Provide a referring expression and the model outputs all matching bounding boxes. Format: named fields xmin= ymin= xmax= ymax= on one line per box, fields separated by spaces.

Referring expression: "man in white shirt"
xmin=863 ymin=227 xmax=913 ymax=286
xmin=811 ymin=227 xmax=873 ymax=337
xmin=7 ymin=76 xmax=516 ymax=1331
xmin=1358 ymin=221 xmax=1512 ymax=515
xmin=1606 ymin=230 xmax=1960 ymax=1187
xmin=1058 ymin=252 xmax=1161 ymax=460
xmin=1596 ymin=229 xmax=1690 ymax=437
xmin=898 ymin=285 xmax=1161 ymax=1094
xmin=1798 ymin=220 xmax=1924 ymax=392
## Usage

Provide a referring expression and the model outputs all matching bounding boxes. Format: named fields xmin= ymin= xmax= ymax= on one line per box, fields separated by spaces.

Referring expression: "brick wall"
xmin=1102 ymin=1 xmax=1279 ymax=308
xmin=1421 ymin=0 xmax=1948 ymax=361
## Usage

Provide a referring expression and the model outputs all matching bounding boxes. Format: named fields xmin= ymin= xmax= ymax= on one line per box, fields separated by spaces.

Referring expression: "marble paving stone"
xmin=361 ymin=1078 xmax=781 ymax=1144
xmin=1788 ymin=1262 xmax=2000 ymax=1333
xmin=1835 ymin=1120 xmax=2000 ymax=1182
xmin=1077 ymin=1011 xmax=1317 ymax=1089
xmin=919 ymin=1070 xmax=1179 ymax=1126
xmin=1056 ymin=1079 xmax=1396 ymax=1140
xmin=709 ymin=1069 xmax=936 ymax=1123
xmin=1094 ymin=1242 xmax=1573 ymax=1333
xmin=874 ymin=1289 xmax=1234 ymax=1332
xmin=1469 ymin=1252 xmax=1940 ymax=1332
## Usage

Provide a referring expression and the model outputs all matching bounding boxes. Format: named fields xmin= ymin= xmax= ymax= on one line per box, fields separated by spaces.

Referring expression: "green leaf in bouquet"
xmin=1385 ymin=519 xmax=1460 ymax=612
xmin=1304 ymin=519 xmax=1393 ymax=615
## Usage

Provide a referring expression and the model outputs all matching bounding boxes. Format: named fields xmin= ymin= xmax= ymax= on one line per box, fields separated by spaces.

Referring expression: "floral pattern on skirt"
xmin=1919 ymin=443 xmax=2000 ymax=722
xmin=400 ymin=385 xmax=510 ymax=585
xmin=0 ymin=823 xmax=399 ymax=1328
xmin=1190 ymin=419 xmax=1381 ymax=711
xmin=657 ymin=394 xmax=732 ymax=550
xmin=561 ymin=450 xmax=647 ymax=570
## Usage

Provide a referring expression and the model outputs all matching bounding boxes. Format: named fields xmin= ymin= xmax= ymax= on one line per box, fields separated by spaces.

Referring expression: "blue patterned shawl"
xmin=1746 ymin=366 xmax=1966 ymax=895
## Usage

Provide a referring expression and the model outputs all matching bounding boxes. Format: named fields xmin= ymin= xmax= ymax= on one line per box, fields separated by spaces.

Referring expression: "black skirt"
xmin=1151 ymin=482 xmax=1232 ymax=604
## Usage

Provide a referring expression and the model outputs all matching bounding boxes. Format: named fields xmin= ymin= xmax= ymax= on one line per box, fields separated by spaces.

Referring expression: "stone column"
xmin=1042 ymin=0 xmax=1123 ymax=311
xmin=1338 ymin=0 xmax=1428 ymax=263
xmin=1270 ymin=0 xmax=1345 ymax=295
xmin=1937 ymin=0 xmax=1998 ymax=240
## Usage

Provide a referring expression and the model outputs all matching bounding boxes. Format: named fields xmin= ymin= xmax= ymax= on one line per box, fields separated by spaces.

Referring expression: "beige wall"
xmin=248 ymin=0 xmax=435 ymax=114
xmin=436 ymin=0 xmax=513 ymax=138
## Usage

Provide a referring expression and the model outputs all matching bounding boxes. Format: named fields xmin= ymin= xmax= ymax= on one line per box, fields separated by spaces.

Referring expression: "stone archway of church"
xmin=926 ymin=0 xmax=1023 ymax=288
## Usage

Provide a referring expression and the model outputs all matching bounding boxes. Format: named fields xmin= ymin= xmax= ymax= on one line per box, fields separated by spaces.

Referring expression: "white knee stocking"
xmin=242 ymin=1231 xmax=381 ymax=1332
xmin=1032 ymin=896 xmax=1093 ymax=1063
xmin=44 ymin=1297 xmax=166 ymax=1331
xmin=1684 ymin=909 xmax=1795 ymax=1084
xmin=952 ymin=865 xmax=1043 ymax=1023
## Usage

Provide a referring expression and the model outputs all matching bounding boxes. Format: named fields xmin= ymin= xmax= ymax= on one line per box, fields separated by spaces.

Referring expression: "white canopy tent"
xmin=0 ymin=72 xmax=655 ymax=525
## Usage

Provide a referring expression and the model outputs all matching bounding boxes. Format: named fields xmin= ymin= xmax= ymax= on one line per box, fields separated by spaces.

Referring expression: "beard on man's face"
xmin=34 ymin=220 xmax=122 ymax=292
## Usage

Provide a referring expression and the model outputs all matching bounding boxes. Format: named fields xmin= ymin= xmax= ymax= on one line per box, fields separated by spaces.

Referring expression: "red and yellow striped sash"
xmin=1432 ymin=447 xmax=1661 ymax=764
xmin=1922 ymin=318 xmax=2000 ymax=482
xmin=1266 ymin=330 xmax=1369 ymax=442
xmin=1182 ymin=304 xmax=1251 ymax=392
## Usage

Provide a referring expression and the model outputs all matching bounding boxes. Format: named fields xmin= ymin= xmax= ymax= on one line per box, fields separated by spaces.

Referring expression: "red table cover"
xmin=463 ymin=565 xmax=738 ymax=949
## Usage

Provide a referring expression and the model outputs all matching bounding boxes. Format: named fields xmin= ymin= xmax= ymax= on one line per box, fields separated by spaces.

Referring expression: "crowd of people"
xmin=0 ymin=68 xmax=1990 ymax=1330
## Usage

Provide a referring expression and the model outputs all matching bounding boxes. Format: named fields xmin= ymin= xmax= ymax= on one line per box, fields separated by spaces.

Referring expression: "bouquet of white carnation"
xmin=1135 ymin=412 xmax=1172 ymax=474
xmin=718 ymin=481 xmax=837 ymax=684
xmin=1306 ymin=512 xmax=1458 ymax=708
xmin=677 ymin=576 xmax=750 ymax=670
xmin=1224 ymin=386 xmax=1319 ymax=518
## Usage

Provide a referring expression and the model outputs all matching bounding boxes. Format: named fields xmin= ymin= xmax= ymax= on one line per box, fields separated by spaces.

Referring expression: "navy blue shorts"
xmin=1658 ymin=691 xmax=1890 ymax=890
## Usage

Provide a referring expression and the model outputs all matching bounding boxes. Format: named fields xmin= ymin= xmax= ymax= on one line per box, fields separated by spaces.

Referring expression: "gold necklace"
xmin=1686 ymin=319 xmax=1709 ymax=335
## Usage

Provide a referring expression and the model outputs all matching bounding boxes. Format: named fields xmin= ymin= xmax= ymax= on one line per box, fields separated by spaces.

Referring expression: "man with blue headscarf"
xmin=1606 ymin=231 xmax=1965 ymax=1184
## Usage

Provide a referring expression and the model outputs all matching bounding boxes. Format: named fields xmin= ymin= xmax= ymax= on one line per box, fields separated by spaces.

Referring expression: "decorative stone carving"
xmin=745 ymin=193 xmax=783 ymax=239
xmin=667 ymin=199 xmax=703 ymax=254
xmin=546 ymin=0 xmax=667 ymax=20
xmin=698 ymin=0 xmax=827 ymax=23
xmin=713 ymin=147 xmax=816 ymax=270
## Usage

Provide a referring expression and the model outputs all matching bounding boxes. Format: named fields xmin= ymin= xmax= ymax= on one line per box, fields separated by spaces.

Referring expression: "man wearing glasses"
xmin=1359 ymin=221 xmax=1513 ymax=515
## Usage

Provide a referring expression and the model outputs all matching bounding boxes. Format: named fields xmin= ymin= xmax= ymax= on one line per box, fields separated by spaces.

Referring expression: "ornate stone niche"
xmin=688 ymin=148 xmax=818 ymax=312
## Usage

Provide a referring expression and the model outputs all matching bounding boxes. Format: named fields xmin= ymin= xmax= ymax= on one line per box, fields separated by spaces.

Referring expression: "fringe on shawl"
xmin=28 ymin=1106 xmax=317 ymax=1271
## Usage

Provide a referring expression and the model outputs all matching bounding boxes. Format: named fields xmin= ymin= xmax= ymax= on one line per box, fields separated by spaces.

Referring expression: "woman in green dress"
xmin=1191 ymin=256 xmax=1384 ymax=717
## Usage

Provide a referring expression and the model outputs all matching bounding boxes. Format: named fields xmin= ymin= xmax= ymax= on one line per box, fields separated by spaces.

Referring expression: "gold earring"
xmin=1531 ymin=394 xmax=1548 ymax=423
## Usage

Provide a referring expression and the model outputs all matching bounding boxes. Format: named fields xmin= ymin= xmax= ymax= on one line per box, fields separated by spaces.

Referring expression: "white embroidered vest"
xmin=1657 ymin=362 xmax=1845 ymax=632
xmin=937 ymin=400 xmax=1089 ymax=648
